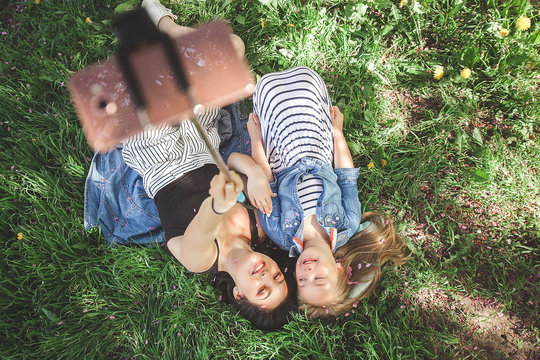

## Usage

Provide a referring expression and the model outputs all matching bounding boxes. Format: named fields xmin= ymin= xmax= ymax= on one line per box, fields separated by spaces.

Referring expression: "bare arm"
xmin=246 ymin=112 xmax=273 ymax=180
xmin=167 ymin=171 xmax=243 ymax=273
xmin=330 ymin=106 xmax=355 ymax=169
xmin=228 ymin=152 xmax=275 ymax=216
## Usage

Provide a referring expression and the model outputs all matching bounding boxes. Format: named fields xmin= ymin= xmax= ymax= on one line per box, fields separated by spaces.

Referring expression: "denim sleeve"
xmin=334 ymin=167 xmax=362 ymax=233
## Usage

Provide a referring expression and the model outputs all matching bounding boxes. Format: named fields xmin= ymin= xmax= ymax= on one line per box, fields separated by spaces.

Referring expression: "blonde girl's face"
xmin=295 ymin=247 xmax=343 ymax=306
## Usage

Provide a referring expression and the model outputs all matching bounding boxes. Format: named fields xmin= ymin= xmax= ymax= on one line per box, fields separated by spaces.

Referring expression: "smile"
xmin=252 ymin=261 xmax=265 ymax=275
xmin=303 ymin=258 xmax=317 ymax=265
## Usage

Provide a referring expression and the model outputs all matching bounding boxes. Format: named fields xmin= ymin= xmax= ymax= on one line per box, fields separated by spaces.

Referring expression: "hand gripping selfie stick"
xmin=112 ymin=8 xmax=245 ymax=202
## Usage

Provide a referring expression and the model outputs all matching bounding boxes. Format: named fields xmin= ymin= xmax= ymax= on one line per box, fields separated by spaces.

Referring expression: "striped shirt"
xmin=122 ymin=107 xmax=220 ymax=198
xmin=253 ymin=67 xmax=334 ymax=216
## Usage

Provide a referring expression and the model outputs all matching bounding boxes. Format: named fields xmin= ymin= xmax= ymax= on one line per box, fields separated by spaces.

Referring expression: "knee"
xmin=230 ymin=34 xmax=245 ymax=58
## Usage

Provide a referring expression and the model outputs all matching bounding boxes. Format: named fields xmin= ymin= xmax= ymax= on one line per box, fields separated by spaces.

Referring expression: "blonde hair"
xmin=299 ymin=212 xmax=408 ymax=319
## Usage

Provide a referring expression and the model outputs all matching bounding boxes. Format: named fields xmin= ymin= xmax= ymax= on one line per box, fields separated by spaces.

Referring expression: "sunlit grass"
xmin=1 ymin=0 xmax=538 ymax=358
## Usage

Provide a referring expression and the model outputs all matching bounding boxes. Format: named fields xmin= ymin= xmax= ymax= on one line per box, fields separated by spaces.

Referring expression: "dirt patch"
xmin=407 ymin=285 xmax=539 ymax=359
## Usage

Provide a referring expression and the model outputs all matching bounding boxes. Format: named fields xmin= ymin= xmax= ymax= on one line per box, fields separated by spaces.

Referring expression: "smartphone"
xmin=68 ymin=21 xmax=254 ymax=152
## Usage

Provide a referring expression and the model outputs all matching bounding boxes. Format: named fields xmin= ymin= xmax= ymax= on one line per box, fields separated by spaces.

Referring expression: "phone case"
xmin=68 ymin=21 xmax=254 ymax=152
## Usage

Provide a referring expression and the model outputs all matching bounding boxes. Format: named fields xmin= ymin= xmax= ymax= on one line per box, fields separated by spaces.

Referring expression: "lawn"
xmin=0 ymin=0 xmax=538 ymax=359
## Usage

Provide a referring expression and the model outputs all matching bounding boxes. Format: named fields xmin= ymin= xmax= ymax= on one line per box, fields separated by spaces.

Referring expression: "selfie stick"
xmin=113 ymin=8 xmax=245 ymax=202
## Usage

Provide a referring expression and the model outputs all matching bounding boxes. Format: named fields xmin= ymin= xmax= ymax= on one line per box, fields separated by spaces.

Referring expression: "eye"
xmin=257 ymin=286 xmax=267 ymax=295
xmin=273 ymin=272 xmax=282 ymax=280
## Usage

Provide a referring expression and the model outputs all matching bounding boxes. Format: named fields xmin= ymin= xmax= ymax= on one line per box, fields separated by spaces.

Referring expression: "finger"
xmin=249 ymin=112 xmax=260 ymax=126
xmin=263 ymin=198 xmax=272 ymax=215
xmin=229 ymin=170 xmax=244 ymax=193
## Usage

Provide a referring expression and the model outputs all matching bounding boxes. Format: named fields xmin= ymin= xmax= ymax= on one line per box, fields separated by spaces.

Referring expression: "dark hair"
xmin=212 ymin=239 xmax=298 ymax=330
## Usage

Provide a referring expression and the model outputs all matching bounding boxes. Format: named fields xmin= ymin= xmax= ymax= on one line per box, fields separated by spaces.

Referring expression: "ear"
xmin=233 ymin=286 xmax=243 ymax=302
xmin=336 ymin=262 xmax=344 ymax=272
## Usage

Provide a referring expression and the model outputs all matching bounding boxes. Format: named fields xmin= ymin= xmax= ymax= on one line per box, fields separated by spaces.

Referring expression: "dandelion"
xmin=499 ymin=28 xmax=509 ymax=37
xmin=260 ymin=19 xmax=265 ymax=28
xmin=381 ymin=159 xmax=387 ymax=166
xmin=367 ymin=162 xmax=374 ymax=169
xmin=516 ymin=16 xmax=531 ymax=31
xmin=17 ymin=233 xmax=23 ymax=240
xmin=460 ymin=68 xmax=471 ymax=79
xmin=287 ymin=23 xmax=294 ymax=27
xmin=399 ymin=0 xmax=408 ymax=8
xmin=433 ymin=66 xmax=444 ymax=80
xmin=35 ymin=0 xmax=40 ymax=4
xmin=85 ymin=17 xmax=92 ymax=24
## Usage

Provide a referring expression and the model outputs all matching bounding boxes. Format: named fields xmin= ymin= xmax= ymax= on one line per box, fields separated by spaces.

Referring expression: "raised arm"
xmin=167 ymin=170 xmax=243 ymax=273
xmin=330 ymin=106 xmax=355 ymax=169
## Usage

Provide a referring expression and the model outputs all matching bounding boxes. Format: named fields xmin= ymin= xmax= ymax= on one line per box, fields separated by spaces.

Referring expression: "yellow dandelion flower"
xmin=85 ymin=17 xmax=92 ymax=24
xmin=17 ymin=233 xmax=23 ymax=240
xmin=399 ymin=0 xmax=408 ymax=8
xmin=516 ymin=16 xmax=531 ymax=31
xmin=35 ymin=0 xmax=40 ymax=4
xmin=381 ymin=159 xmax=387 ymax=166
xmin=261 ymin=19 xmax=265 ymax=28
xmin=460 ymin=68 xmax=471 ymax=79
xmin=499 ymin=28 xmax=509 ymax=37
xmin=367 ymin=162 xmax=374 ymax=169
xmin=287 ymin=23 xmax=294 ymax=27
xmin=433 ymin=66 xmax=444 ymax=80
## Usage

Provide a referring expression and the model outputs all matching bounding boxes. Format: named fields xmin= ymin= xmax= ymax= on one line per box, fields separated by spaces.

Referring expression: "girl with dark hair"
xmin=118 ymin=0 xmax=298 ymax=329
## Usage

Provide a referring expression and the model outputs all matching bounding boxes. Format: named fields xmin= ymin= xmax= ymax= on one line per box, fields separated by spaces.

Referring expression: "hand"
xmin=329 ymin=106 xmax=344 ymax=132
xmin=209 ymin=170 xmax=244 ymax=214
xmin=247 ymin=112 xmax=262 ymax=142
xmin=247 ymin=167 xmax=276 ymax=216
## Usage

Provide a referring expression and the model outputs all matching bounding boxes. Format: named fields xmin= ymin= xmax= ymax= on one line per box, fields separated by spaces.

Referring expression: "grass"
xmin=1 ymin=0 xmax=538 ymax=359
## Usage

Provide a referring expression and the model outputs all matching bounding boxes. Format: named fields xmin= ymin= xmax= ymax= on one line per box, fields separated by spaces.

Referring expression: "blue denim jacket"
xmin=258 ymin=157 xmax=365 ymax=257
xmin=84 ymin=102 xmax=251 ymax=246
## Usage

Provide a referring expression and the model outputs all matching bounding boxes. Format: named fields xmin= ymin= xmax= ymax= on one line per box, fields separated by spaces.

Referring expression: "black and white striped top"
xmin=122 ymin=107 xmax=220 ymax=199
xmin=253 ymin=67 xmax=334 ymax=216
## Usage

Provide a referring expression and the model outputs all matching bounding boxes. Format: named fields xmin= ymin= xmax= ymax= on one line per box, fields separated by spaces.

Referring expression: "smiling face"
xmin=229 ymin=251 xmax=288 ymax=310
xmin=295 ymin=246 xmax=343 ymax=306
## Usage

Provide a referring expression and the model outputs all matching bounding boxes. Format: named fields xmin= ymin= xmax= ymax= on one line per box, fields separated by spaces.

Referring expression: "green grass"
xmin=1 ymin=0 xmax=538 ymax=359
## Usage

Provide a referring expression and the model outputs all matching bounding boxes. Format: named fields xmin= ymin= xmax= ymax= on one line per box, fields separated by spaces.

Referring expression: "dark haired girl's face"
xmin=229 ymin=252 xmax=288 ymax=309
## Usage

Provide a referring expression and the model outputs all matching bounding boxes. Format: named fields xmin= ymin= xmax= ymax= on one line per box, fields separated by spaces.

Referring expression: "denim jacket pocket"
xmin=321 ymin=201 xmax=343 ymax=228
xmin=281 ymin=208 xmax=301 ymax=234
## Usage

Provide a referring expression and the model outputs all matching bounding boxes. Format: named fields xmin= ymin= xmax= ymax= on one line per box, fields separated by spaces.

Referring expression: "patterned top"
xmin=253 ymin=66 xmax=334 ymax=216
xmin=122 ymin=107 xmax=220 ymax=198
